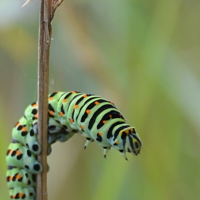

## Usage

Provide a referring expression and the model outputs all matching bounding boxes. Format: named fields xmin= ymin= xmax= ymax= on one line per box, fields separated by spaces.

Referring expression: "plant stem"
xmin=37 ymin=0 xmax=51 ymax=199
xmin=36 ymin=0 xmax=64 ymax=199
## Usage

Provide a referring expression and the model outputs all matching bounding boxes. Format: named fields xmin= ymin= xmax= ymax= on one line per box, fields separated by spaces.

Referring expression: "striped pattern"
xmin=6 ymin=91 xmax=142 ymax=199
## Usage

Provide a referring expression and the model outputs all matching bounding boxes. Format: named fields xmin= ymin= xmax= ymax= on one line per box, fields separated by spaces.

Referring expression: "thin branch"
xmin=50 ymin=0 xmax=64 ymax=21
xmin=36 ymin=0 xmax=51 ymax=199
xmin=36 ymin=0 xmax=63 ymax=199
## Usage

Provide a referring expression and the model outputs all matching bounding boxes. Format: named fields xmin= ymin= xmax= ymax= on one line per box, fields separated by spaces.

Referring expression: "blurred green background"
xmin=1 ymin=0 xmax=200 ymax=199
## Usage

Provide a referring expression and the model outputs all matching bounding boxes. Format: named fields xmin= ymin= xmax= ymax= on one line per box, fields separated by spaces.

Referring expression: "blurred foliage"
xmin=1 ymin=0 xmax=200 ymax=199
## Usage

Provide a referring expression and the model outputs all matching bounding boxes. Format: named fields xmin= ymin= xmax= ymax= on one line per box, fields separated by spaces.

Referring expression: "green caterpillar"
xmin=6 ymin=91 xmax=142 ymax=199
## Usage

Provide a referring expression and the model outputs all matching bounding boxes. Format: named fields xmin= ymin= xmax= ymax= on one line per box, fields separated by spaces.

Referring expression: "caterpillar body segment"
xmin=6 ymin=168 xmax=36 ymax=188
xmin=9 ymin=186 xmax=35 ymax=200
xmin=6 ymin=143 xmax=42 ymax=174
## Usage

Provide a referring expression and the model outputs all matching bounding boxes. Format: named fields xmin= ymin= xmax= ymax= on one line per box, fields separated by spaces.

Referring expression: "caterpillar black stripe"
xmin=6 ymin=91 xmax=142 ymax=199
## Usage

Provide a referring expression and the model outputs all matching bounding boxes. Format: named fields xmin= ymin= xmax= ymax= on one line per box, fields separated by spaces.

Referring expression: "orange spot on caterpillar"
xmin=98 ymin=132 xmax=103 ymax=136
xmin=120 ymin=131 xmax=123 ymax=135
xmin=18 ymin=193 xmax=24 ymax=198
xmin=16 ymin=174 xmax=22 ymax=180
xmin=120 ymin=130 xmax=129 ymax=135
xmin=16 ymin=150 xmax=21 ymax=156
xmin=49 ymin=111 xmax=54 ymax=116
xmin=49 ymin=97 xmax=53 ymax=101
xmin=71 ymin=91 xmax=77 ymax=94
xmin=74 ymin=105 xmax=79 ymax=109
xmin=94 ymin=101 xmax=99 ymax=105
xmin=86 ymin=110 xmax=90 ymax=114
xmin=83 ymin=94 xmax=87 ymax=98
xmin=62 ymin=99 xmax=67 ymax=103
xmin=59 ymin=112 xmax=64 ymax=116
xmin=103 ymin=120 xmax=107 ymax=124
xmin=115 ymin=141 xmax=119 ymax=144
xmin=35 ymin=114 xmax=38 ymax=119
xmin=32 ymin=103 xmax=37 ymax=107
xmin=8 ymin=176 xmax=12 ymax=181
xmin=7 ymin=149 xmax=13 ymax=155
xmin=80 ymin=125 xmax=84 ymax=130
xmin=10 ymin=195 xmax=14 ymax=199
xmin=15 ymin=122 xmax=20 ymax=127
xmin=69 ymin=118 xmax=74 ymax=123
xmin=109 ymin=115 xmax=112 ymax=118
xmin=22 ymin=127 xmax=27 ymax=132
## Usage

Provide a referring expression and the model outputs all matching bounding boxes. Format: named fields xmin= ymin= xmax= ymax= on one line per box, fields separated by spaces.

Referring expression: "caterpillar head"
xmin=122 ymin=127 xmax=142 ymax=155
xmin=113 ymin=127 xmax=142 ymax=159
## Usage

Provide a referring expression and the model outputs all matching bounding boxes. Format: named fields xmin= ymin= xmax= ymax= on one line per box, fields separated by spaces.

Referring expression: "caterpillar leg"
xmin=119 ymin=150 xmax=128 ymax=161
xmin=103 ymin=146 xmax=111 ymax=158
xmin=48 ymin=118 xmax=75 ymax=144
xmin=84 ymin=138 xmax=94 ymax=149
xmin=48 ymin=118 xmax=63 ymax=134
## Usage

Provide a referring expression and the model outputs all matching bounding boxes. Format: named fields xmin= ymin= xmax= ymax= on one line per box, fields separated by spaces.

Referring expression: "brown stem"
xmin=36 ymin=0 xmax=50 ymax=199
xmin=36 ymin=0 xmax=64 ymax=198
xmin=37 ymin=0 xmax=52 ymax=199
xmin=50 ymin=0 xmax=64 ymax=21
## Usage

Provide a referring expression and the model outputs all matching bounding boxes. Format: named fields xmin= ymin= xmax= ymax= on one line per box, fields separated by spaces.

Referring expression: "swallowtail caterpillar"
xmin=6 ymin=91 xmax=142 ymax=199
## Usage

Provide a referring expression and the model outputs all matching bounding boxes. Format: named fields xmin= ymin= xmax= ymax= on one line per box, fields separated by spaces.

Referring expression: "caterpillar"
xmin=6 ymin=91 xmax=142 ymax=200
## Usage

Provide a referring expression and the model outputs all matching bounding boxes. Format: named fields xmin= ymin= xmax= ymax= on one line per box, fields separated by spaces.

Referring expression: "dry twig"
xmin=36 ymin=0 xmax=64 ymax=199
